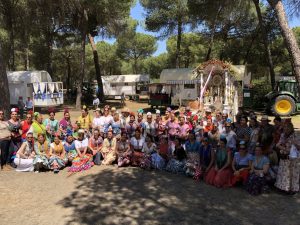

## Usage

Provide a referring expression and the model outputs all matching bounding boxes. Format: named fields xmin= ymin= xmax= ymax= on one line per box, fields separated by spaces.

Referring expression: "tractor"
xmin=265 ymin=76 xmax=300 ymax=116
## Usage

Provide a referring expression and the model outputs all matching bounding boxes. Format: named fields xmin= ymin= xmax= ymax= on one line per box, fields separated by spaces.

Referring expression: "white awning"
xmin=166 ymin=80 xmax=200 ymax=84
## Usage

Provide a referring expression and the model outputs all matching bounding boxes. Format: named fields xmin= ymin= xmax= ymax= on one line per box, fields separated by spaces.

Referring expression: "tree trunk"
xmin=268 ymin=0 xmax=300 ymax=95
xmin=0 ymin=44 xmax=11 ymax=118
xmin=8 ymin=16 xmax=15 ymax=70
xmin=253 ymin=0 xmax=276 ymax=89
xmin=175 ymin=19 xmax=182 ymax=68
xmin=76 ymin=31 xmax=86 ymax=109
xmin=66 ymin=55 xmax=71 ymax=96
xmin=24 ymin=47 xmax=29 ymax=70
xmin=88 ymin=34 xmax=105 ymax=102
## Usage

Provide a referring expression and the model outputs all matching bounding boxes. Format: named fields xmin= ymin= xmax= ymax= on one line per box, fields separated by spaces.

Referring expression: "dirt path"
xmin=1 ymin=166 xmax=300 ymax=225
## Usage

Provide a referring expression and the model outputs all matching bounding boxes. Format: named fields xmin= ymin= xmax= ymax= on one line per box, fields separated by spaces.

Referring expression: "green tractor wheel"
xmin=272 ymin=95 xmax=296 ymax=116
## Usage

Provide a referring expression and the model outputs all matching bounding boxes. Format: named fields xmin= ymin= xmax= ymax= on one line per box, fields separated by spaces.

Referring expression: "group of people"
xmin=0 ymin=105 xmax=299 ymax=196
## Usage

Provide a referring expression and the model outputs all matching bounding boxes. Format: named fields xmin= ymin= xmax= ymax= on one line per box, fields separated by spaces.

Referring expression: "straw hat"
xmin=260 ymin=115 xmax=271 ymax=122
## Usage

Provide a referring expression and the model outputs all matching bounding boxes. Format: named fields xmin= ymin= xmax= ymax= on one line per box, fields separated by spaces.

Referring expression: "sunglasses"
xmin=27 ymin=117 xmax=32 ymax=119
xmin=27 ymin=136 xmax=33 ymax=139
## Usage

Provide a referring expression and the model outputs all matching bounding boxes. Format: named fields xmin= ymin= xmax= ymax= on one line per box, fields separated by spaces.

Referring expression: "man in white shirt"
xmin=222 ymin=121 xmax=237 ymax=151
xmin=93 ymin=96 xmax=100 ymax=109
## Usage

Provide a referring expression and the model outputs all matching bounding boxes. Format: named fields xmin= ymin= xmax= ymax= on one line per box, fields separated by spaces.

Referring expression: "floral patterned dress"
xmin=275 ymin=133 xmax=300 ymax=192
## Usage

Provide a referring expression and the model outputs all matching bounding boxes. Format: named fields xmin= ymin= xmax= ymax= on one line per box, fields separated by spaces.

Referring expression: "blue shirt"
xmin=185 ymin=140 xmax=201 ymax=153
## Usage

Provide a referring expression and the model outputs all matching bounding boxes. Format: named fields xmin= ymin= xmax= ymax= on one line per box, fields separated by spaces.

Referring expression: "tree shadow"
xmin=58 ymin=167 xmax=300 ymax=225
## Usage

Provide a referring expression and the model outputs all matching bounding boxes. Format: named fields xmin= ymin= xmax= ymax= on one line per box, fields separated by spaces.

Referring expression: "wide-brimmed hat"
xmin=94 ymin=108 xmax=101 ymax=112
xmin=111 ymin=107 xmax=116 ymax=111
xmin=260 ymin=115 xmax=270 ymax=122
xmin=122 ymin=107 xmax=130 ymax=113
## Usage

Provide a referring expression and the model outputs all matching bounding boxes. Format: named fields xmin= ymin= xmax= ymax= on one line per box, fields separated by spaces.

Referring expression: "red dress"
xmin=21 ymin=121 xmax=32 ymax=139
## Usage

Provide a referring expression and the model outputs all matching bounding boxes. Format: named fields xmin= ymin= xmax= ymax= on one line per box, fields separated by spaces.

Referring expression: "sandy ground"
xmin=1 ymin=100 xmax=300 ymax=225
xmin=1 ymin=166 xmax=300 ymax=225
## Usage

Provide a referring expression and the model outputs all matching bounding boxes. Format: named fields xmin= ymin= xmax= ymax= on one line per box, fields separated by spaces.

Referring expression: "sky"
xmin=99 ymin=1 xmax=300 ymax=57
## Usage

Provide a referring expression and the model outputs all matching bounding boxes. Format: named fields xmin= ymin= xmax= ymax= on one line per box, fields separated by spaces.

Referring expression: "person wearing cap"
xmin=246 ymin=143 xmax=270 ymax=195
xmin=231 ymin=141 xmax=253 ymax=186
xmin=8 ymin=108 xmax=22 ymax=160
xmin=0 ymin=109 xmax=12 ymax=170
xmin=49 ymin=135 xmax=67 ymax=173
xmin=78 ymin=106 xmax=93 ymax=131
xmin=221 ymin=121 xmax=237 ymax=152
xmin=101 ymin=130 xmax=117 ymax=165
xmin=205 ymin=137 xmax=233 ymax=188
xmin=13 ymin=132 xmax=35 ymax=172
xmin=43 ymin=108 xmax=59 ymax=143
xmin=258 ymin=115 xmax=274 ymax=154
xmin=275 ymin=121 xmax=300 ymax=194
xmin=144 ymin=112 xmax=156 ymax=138
xmin=120 ymin=107 xmax=130 ymax=128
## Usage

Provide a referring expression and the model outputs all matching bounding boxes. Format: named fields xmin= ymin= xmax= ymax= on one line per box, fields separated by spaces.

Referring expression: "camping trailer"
xmin=7 ymin=71 xmax=63 ymax=107
xmin=159 ymin=68 xmax=198 ymax=105
xmin=101 ymin=74 xmax=150 ymax=99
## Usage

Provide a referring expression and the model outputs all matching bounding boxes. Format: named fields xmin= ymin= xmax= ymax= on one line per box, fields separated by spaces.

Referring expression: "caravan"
xmin=7 ymin=71 xmax=63 ymax=107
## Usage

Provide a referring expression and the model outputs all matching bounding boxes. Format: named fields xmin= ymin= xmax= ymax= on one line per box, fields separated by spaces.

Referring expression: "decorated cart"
xmin=193 ymin=59 xmax=244 ymax=116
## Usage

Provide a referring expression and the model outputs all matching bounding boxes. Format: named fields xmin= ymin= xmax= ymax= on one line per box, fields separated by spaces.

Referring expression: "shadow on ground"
xmin=58 ymin=167 xmax=300 ymax=225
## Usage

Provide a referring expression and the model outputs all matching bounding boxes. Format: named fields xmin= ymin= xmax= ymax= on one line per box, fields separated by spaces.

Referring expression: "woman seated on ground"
xmin=69 ymin=130 xmax=94 ymax=172
xmin=101 ymin=130 xmax=117 ymax=165
xmin=49 ymin=135 xmax=67 ymax=173
xmin=231 ymin=141 xmax=253 ymax=186
xmin=116 ymin=132 xmax=132 ymax=167
xmin=141 ymin=135 xmax=156 ymax=169
xmin=151 ymin=136 xmax=169 ymax=170
xmin=199 ymin=137 xmax=215 ymax=179
xmin=33 ymin=133 xmax=50 ymax=172
xmin=246 ymin=144 xmax=270 ymax=195
xmin=88 ymin=128 xmax=103 ymax=165
xmin=14 ymin=132 xmax=35 ymax=172
xmin=205 ymin=137 xmax=232 ymax=188
xmin=64 ymin=133 xmax=77 ymax=163
xmin=185 ymin=132 xmax=201 ymax=177
xmin=130 ymin=128 xmax=145 ymax=167
xmin=166 ymin=137 xmax=187 ymax=173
